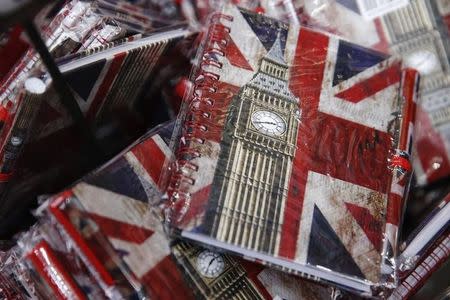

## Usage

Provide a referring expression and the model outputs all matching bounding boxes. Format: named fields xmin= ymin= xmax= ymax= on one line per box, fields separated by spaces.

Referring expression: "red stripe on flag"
xmin=131 ymin=137 xmax=166 ymax=187
xmin=50 ymin=194 xmax=116 ymax=286
xmin=279 ymin=28 xmax=329 ymax=258
xmin=345 ymin=202 xmax=382 ymax=251
xmin=308 ymin=113 xmax=391 ymax=192
xmin=386 ymin=188 xmax=403 ymax=225
xmin=335 ymin=62 xmax=401 ymax=103
xmin=87 ymin=53 xmax=126 ymax=119
xmin=226 ymin=37 xmax=254 ymax=71
xmin=399 ymin=69 xmax=418 ymax=152
xmin=88 ymin=213 xmax=155 ymax=244
xmin=26 ymin=241 xmax=86 ymax=300
xmin=372 ymin=18 xmax=389 ymax=53
xmin=140 ymin=255 xmax=195 ymax=300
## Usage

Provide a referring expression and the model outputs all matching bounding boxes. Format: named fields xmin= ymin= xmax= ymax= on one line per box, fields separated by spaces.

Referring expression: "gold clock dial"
xmin=196 ymin=250 xmax=225 ymax=278
xmin=251 ymin=110 xmax=286 ymax=136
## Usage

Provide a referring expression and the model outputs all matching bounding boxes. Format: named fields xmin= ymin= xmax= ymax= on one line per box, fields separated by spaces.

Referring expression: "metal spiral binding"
xmin=167 ymin=12 xmax=233 ymax=222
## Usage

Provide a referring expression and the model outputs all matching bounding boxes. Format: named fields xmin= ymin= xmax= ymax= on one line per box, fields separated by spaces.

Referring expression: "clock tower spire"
xmin=205 ymin=27 xmax=300 ymax=256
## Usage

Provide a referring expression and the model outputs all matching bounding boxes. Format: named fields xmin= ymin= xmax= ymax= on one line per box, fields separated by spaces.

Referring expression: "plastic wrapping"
xmin=386 ymin=0 xmax=450 ymax=186
xmin=0 ymin=1 xmax=117 ymax=200
xmin=0 ymin=0 xmax=196 ymax=202
xmin=298 ymin=0 xmax=388 ymax=52
xmin=1 ymin=1 xmax=449 ymax=298
xmin=191 ymin=0 xmax=299 ymax=25
xmin=43 ymin=193 xmax=145 ymax=298
xmin=16 ymin=222 xmax=108 ymax=299
xmin=80 ymin=19 xmax=128 ymax=50
xmin=94 ymin=0 xmax=188 ymax=32
xmin=163 ymin=4 xmax=420 ymax=296
xmin=0 ymin=249 xmax=32 ymax=299
xmin=0 ymin=77 xmax=46 ymax=195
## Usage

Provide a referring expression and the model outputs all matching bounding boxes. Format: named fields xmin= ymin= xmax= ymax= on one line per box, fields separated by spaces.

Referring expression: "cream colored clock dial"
xmin=196 ymin=250 xmax=225 ymax=278
xmin=251 ymin=110 xmax=286 ymax=136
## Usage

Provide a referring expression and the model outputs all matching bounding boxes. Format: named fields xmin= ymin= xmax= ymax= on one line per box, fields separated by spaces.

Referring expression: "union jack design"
xmin=47 ymin=122 xmax=186 ymax=299
xmin=298 ymin=0 xmax=389 ymax=53
xmin=44 ymin=121 xmax=337 ymax=299
xmin=297 ymin=0 xmax=450 ymax=186
xmin=35 ymin=29 xmax=189 ymax=139
xmin=168 ymin=5 xmax=419 ymax=293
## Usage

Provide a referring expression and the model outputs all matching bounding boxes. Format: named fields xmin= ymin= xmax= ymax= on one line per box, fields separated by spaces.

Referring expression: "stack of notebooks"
xmin=0 ymin=0 xmax=193 ymax=201
xmin=3 ymin=117 xmax=447 ymax=298
xmin=1 ymin=3 xmax=449 ymax=300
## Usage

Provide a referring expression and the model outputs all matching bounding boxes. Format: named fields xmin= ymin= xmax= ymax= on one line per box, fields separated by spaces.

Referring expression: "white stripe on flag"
xmin=73 ymin=183 xmax=154 ymax=230
xmin=109 ymin=231 xmax=171 ymax=278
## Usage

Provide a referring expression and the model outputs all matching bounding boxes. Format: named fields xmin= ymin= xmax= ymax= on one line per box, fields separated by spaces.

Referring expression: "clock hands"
xmin=197 ymin=251 xmax=224 ymax=278
xmin=253 ymin=121 xmax=278 ymax=126
xmin=206 ymin=254 xmax=220 ymax=272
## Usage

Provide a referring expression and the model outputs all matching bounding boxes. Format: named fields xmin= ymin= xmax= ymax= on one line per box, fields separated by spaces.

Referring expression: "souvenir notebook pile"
xmin=20 ymin=121 xmax=340 ymax=299
xmin=165 ymin=4 xmax=419 ymax=295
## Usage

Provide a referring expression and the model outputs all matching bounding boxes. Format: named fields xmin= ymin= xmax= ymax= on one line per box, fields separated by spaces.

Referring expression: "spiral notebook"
xmin=165 ymin=4 xmax=419 ymax=295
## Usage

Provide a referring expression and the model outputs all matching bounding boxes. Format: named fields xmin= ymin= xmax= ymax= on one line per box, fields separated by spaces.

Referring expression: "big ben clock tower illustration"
xmin=172 ymin=242 xmax=265 ymax=299
xmin=205 ymin=28 xmax=300 ymax=256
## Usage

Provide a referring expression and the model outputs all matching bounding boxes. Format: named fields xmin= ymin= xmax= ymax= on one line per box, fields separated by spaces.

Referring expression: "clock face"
xmin=251 ymin=110 xmax=286 ymax=136
xmin=196 ymin=250 xmax=225 ymax=278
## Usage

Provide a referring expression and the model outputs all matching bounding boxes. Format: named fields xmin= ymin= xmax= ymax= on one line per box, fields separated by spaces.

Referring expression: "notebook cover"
xmin=33 ymin=28 xmax=191 ymax=139
xmin=165 ymin=4 xmax=419 ymax=294
xmin=296 ymin=0 xmax=450 ymax=186
xmin=42 ymin=121 xmax=345 ymax=299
